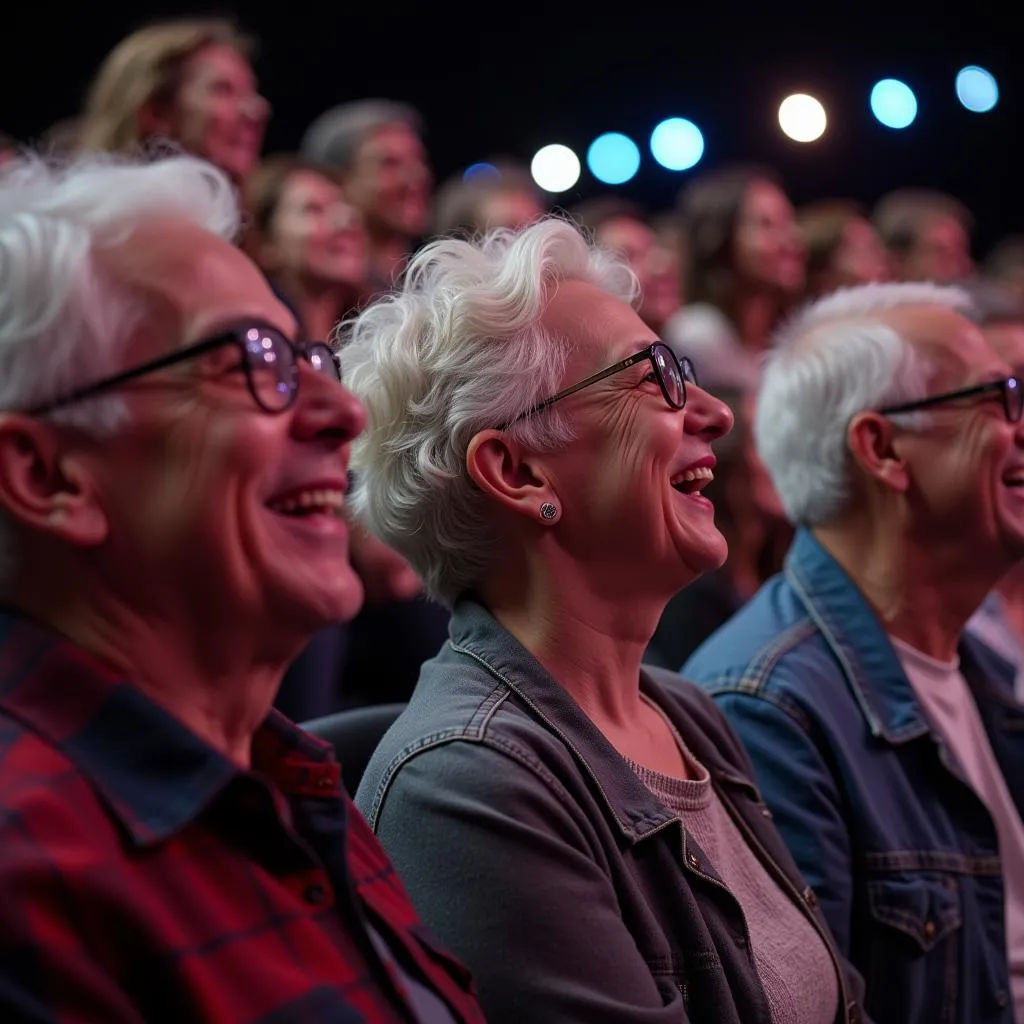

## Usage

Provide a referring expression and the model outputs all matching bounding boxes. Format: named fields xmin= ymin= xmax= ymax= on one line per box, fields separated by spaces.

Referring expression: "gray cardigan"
xmin=356 ymin=598 xmax=865 ymax=1024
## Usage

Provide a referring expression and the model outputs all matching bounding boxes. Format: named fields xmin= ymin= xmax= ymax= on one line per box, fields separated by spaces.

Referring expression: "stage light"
xmin=463 ymin=162 xmax=499 ymax=183
xmin=956 ymin=66 xmax=998 ymax=113
xmin=649 ymin=118 xmax=704 ymax=171
xmin=587 ymin=132 xmax=641 ymax=185
xmin=530 ymin=144 xmax=581 ymax=193
xmin=778 ymin=93 xmax=827 ymax=142
xmin=870 ymin=79 xmax=917 ymax=129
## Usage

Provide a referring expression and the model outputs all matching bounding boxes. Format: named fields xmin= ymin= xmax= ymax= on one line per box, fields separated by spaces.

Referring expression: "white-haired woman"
xmin=345 ymin=219 xmax=866 ymax=1024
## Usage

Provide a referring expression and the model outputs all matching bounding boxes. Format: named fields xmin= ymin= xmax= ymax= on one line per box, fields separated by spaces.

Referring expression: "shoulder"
xmin=355 ymin=655 xmax=590 ymax=832
xmin=683 ymin=578 xmax=834 ymax=697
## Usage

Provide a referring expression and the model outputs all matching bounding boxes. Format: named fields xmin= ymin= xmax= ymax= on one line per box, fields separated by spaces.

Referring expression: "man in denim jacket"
xmin=685 ymin=281 xmax=1024 ymax=1024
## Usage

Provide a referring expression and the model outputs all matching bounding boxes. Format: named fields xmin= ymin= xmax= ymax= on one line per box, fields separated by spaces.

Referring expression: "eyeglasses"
xmin=879 ymin=375 xmax=1024 ymax=424
xmin=500 ymin=341 xmax=696 ymax=429
xmin=26 ymin=323 xmax=342 ymax=417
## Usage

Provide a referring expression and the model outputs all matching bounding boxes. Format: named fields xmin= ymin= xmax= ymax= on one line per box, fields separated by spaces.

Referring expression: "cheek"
xmin=115 ymin=416 xmax=254 ymax=552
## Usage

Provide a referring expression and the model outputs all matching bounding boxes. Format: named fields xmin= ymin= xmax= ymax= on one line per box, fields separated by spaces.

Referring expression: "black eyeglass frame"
xmin=879 ymin=375 xmax=1024 ymax=423
xmin=25 ymin=323 xmax=342 ymax=417
xmin=499 ymin=341 xmax=696 ymax=430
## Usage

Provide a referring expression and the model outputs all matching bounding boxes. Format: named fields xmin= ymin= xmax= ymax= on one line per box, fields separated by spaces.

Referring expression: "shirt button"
xmin=687 ymin=852 xmax=700 ymax=870
xmin=802 ymin=886 xmax=818 ymax=909
xmin=304 ymin=883 xmax=327 ymax=905
xmin=923 ymin=920 xmax=936 ymax=940
xmin=847 ymin=1002 xmax=862 ymax=1024
xmin=760 ymin=805 xmax=773 ymax=819
xmin=996 ymin=989 xmax=1008 ymax=1007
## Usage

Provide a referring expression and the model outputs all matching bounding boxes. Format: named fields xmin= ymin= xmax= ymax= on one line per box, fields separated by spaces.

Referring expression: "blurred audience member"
xmin=687 ymin=282 xmax=1024 ymax=1024
xmin=572 ymin=196 xmax=682 ymax=334
xmin=244 ymin=154 xmax=446 ymax=717
xmin=0 ymin=153 xmax=483 ymax=1022
xmin=244 ymin=155 xmax=368 ymax=341
xmin=965 ymin=280 xmax=1024 ymax=696
xmin=345 ymin=219 xmax=865 ymax=1024
xmin=798 ymin=199 xmax=889 ymax=296
xmin=647 ymin=385 xmax=790 ymax=668
xmin=873 ymin=188 xmax=974 ymax=283
xmin=985 ymin=236 xmax=1024 ymax=306
xmin=37 ymin=118 xmax=83 ymax=158
xmin=301 ymin=99 xmax=432 ymax=293
xmin=0 ymin=131 xmax=17 ymax=167
xmin=666 ymin=164 xmax=805 ymax=391
xmin=432 ymin=160 xmax=544 ymax=236
xmin=79 ymin=18 xmax=268 ymax=184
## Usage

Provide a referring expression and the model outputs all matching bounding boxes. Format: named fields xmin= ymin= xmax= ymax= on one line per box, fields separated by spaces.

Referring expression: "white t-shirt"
xmin=893 ymin=636 xmax=1024 ymax=1021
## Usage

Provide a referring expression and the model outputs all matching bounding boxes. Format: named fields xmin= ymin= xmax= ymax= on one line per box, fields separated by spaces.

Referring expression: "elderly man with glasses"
xmin=0 ymin=154 xmax=485 ymax=1023
xmin=685 ymin=281 xmax=1024 ymax=1024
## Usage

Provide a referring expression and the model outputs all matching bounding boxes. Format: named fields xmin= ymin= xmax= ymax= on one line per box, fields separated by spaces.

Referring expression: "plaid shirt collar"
xmin=0 ymin=608 xmax=341 ymax=846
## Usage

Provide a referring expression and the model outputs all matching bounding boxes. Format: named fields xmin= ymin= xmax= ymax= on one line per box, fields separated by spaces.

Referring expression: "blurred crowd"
xmin=4 ymin=14 xmax=1022 ymax=717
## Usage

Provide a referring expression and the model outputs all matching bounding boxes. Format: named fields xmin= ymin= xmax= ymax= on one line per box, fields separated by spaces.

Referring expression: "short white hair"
xmin=0 ymin=152 xmax=239 ymax=572
xmin=756 ymin=281 xmax=973 ymax=525
xmin=341 ymin=217 xmax=637 ymax=605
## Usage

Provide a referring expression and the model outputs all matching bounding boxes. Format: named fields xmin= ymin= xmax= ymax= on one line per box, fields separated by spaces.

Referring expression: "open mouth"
xmin=670 ymin=466 xmax=714 ymax=495
xmin=267 ymin=488 xmax=346 ymax=519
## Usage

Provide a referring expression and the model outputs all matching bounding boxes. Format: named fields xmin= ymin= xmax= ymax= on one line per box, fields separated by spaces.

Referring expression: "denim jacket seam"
xmin=698 ymin=618 xmax=821 ymax=696
xmin=366 ymin=720 xmax=585 ymax=832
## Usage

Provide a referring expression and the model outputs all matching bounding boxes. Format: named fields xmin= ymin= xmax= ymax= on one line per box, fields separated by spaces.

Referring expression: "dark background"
xmin=5 ymin=2 xmax=1022 ymax=250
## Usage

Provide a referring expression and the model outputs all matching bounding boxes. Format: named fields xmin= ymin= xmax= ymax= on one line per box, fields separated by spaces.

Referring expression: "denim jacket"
xmin=355 ymin=597 xmax=864 ymax=1024
xmin=685 ymin=528 xmax=1024 ymax=1024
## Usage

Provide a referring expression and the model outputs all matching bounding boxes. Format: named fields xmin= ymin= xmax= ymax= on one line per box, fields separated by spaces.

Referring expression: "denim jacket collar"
xmin=784 ymin=528 xmax=1018 ymax=745
xmin=448 ymin=596 xmax=759 ymax=844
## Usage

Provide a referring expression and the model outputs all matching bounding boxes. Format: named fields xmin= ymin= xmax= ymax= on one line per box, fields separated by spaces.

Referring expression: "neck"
xmin=813 ymin=517 xmax=1000 ymax=662
xmin=298 ymin=288 xmax=353 ymax=343
xmin=720 ymin=518 xmax=766 ymax=600
xmin=367 ymin=234 xmax=412 ymax=288
xmin=728 ymin=291 xmax=782 ymax=351
xmin=480 ymin=549 xmax=666 ymax=728
xmin=274 ymin=276 xmax=358 ymax=342
xmin=16 ymin=576 xmax=291 ymax=768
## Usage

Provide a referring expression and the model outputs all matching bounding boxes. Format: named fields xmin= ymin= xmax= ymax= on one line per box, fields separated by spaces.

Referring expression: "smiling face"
xmin=69 ymin=217 xmax=366 ymax=636
xmin=531 ymin=280 xmax=733 ymax=594
xmin=884 ymin=306 xmax=1024 ymax=571
xmin=263 ymin=169 xmax=368 ymax=291
xmin=154 ymin=43 xmax=268 ymax=183
xmin=733 ymin=179 xmax=806 ymax=296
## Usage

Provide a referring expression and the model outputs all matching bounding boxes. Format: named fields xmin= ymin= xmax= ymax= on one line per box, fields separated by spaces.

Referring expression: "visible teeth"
xmin=671 ymin=466 xmax=714 ymax=486
xmin=269 ymin=488 xmax=346 ymax=514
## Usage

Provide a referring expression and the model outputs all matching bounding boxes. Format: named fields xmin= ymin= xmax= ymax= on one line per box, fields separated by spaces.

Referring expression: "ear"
xmin=846 ymin=411 xmax=910 ymax=495
xmin=466 ymin=429 xmax=557 ymax=523
xmin=0 ymin=415 xmax=109 ymax=548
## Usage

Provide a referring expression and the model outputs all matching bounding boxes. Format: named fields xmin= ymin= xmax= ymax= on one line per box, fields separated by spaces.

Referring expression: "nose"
xmin=242 ymin=92 xmax=271 ymax=126
xmin=291 ymin=361 xmax=367 ymax=446
xmin=686 ymin=384 xmax=734 ymax=442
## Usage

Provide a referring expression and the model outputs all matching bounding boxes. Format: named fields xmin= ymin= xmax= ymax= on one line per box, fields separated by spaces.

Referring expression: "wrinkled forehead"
xmin=541 ymin=279 xmax=653 ymax=369
xmin=98 ymin=216 xmax=296 ymax=352
xmin=879 ymin=304 xmax=1002 ymax=386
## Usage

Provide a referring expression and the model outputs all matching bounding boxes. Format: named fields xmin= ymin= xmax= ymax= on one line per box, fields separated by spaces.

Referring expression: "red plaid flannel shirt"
xmin=0 ymin=610 xmax=486 ymax=1023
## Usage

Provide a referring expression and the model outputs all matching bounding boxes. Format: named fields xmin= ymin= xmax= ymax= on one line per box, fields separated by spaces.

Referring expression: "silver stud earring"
xmin=540 ymin=502 xmax=559 ymax=521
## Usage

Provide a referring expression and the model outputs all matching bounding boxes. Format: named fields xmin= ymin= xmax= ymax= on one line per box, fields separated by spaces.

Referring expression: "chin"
xmin=286 ymin=568 xmax=365 ymax=630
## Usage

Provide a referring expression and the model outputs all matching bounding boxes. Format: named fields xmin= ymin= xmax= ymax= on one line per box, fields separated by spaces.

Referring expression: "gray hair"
xmin=0 ymin=151 xmax=239 ymax=571
xmin=300 ymin=99 xmax=422 ymax=170
xmin=756 ymin=281 xmax=973 ymax=525
xmin=340 ymin=217 xmax=638 ymax=605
